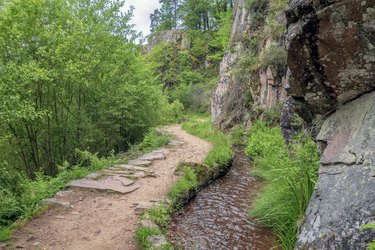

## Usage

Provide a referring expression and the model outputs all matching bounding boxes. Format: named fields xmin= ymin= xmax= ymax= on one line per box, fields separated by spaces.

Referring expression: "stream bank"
xmin=168 ymin=148 xmax=276 ymax=249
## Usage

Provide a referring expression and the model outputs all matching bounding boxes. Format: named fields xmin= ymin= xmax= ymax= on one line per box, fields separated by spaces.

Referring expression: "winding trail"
xmin=12 ymin=125 xmax=212 ymax=250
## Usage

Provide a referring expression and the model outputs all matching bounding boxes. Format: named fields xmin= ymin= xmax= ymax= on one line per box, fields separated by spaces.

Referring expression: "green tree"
xmin=0 ymin=0 xmax=169 ymax=177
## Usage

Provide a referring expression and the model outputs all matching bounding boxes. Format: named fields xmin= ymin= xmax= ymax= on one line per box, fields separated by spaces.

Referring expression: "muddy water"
xmin=168 ymin=149 xmax=276 ymax=250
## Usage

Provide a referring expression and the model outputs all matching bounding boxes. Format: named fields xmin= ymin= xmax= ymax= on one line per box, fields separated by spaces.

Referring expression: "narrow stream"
xmin=168 ymin=148 xmax=276 ymax=250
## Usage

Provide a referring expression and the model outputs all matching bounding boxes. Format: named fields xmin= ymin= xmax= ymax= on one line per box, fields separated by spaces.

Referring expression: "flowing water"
xmin=168 ymin=148 xmax=276 ymax=250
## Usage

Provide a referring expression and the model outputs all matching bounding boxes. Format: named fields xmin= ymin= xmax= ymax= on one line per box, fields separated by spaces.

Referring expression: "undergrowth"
xmin=246 ymin=121 xmax=320 ymax=249
xmin=137 ymin=129 xmax=170 ymax=153
xmin=0 ymin=128 xmax=171 ymax=242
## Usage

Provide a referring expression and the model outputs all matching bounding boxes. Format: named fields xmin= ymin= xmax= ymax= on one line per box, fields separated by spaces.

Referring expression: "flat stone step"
xmin=116 ymin=164 xmax=154 ymax=173
xmin=68 ymin=176 xmax=139 ymax=194
xmin=128 ymin=159 xmax=152 ymax=166
xmin=139 ymin=152 xmax=165 ymax=161
xmin=42 ymin=198 xmax=71 ymax=208
xmin=168 ymin=140 xmax=185 ymax=146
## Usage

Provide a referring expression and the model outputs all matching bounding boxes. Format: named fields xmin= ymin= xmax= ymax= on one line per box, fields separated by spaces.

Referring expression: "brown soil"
xmin=11 ymin=125 xmax=212 ymax=250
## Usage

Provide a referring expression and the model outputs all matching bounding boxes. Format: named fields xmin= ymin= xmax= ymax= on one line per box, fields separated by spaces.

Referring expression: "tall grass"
xmin=182 ymin=116 xmax=233 ymax=169
xmin=246 ymin=121 xmax=319 ymax=249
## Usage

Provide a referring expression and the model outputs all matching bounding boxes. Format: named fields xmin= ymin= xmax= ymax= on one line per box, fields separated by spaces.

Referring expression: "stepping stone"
xmin=116 ymin=164 xmax=154 ymax=173
xmin=55 ymin=190 xmax=74 ymax=198
xmin=42 ymin=198 xmax=71 ymax=208
xmin=139 ymin=152 xmax=165 ymax=161
xmin=128 ymin=159 xmax=152 ymax=166
xmin=153 ymin=148 xmax=168 ymax=154
xmin=133 ymin=201 xmax=157 ymax=215
xmin=86 ymin=172 xmax=103 ymax=180
xmin=103 ymin=169 xmax=133 ymax=175
xmin=68 ymin=176 xmax=140 ymax=194
xmin=168 ymin=140 xmax=185 ymax=146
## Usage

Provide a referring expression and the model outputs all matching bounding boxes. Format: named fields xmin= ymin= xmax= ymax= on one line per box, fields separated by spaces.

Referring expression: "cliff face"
xmin=212 ymin=0 xmax=375 ymax=248
xmin=211 ymin=0 xmax=287 ymax=130
xmin=285 ymin=0 xmax=375 ymax=248
xmin=286 ymin=0 xmax=375 ymax=122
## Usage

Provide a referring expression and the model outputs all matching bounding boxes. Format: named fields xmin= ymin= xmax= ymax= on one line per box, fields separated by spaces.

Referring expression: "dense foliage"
xmin=147 ymin=1 xmax=233 ymax=113
xmin=0 ymin=0 xmax=175 ymax=178
xmin=0 ymin=0 xmax=180 ymax=239
xmin=150 ymin=0 xmax=234 ymax=32
xmin=246 ymin=121 xmax=320 ymax=249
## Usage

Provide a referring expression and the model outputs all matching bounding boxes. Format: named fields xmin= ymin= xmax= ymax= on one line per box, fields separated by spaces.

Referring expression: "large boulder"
xmin=285 ymin=0 xmax=375 ymax=122
xmin=296 ymin=91 xmax=375 ymax=249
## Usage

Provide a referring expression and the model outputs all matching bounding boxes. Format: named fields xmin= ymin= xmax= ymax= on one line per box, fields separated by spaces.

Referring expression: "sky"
xmin=122 ymin=0 xmax=161 ymax=37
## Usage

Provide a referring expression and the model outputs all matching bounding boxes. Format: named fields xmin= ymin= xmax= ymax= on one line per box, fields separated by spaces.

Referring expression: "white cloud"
xmin=122 ymin=0 xmax=161 ymax=37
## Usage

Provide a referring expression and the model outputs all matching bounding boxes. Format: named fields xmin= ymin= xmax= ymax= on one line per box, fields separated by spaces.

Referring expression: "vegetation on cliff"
xmin=147 ymin=0 xmax=233 ymax=113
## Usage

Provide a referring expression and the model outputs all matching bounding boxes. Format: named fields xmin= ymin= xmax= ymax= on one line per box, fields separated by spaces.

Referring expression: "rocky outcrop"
xmin=285 ymin=0 xmax=375 ymax=123
xmin=146 ymin=29 xmax=190 ymax=53
xmin=296 ymin=92 xmax=375 ymax=249
xmin=211 ymin=0 xmax=287 ymax=130
xmin=285 ymin=0 xmax=375 ymax=248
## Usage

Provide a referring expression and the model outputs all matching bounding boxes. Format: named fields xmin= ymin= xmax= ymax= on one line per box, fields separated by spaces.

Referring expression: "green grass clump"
xmin=182 ymin=116 xmax=233 ymax=169
xmin=168 ymin=167 xmax=198 ymax=208
xmin=361 ymin=224 xmax=375 ymax=250
xmin=135 ymin=226 xmax=165 ymax=249
xmin=137 ymin=129 xmax=170 ymax=153
xmin=246 ymin=121 xmax=319 ymax=249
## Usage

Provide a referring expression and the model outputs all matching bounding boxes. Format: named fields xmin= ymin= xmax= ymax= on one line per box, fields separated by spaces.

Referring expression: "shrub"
xmin=246 ymin=121 xmax=320 ymax=249
xmin=259 ymin=44 xmax=287 ymax=70
xmin=168 ymin=167 xmax=198 ymax=208
xmin=137 ymin=129 xmax=170 ymax=153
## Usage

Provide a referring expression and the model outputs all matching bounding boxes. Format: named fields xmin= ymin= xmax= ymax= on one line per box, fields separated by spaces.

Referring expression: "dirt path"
xmin=12 ymin=125 xmax=212 ymax=250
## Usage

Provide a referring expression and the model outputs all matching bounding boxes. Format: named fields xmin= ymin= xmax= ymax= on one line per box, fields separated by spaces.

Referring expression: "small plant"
xmin=259 ymin=44 xmax=287 ymax=71
xmin=168 ymin=167 xmax=198 ymax=208
xmin=137 ymin=129 xmax=170 ymax=153
xmin=135 ymin=226 xmax=164 ymax=249
xmin=361 ymin=223 xmax=375 ymax=250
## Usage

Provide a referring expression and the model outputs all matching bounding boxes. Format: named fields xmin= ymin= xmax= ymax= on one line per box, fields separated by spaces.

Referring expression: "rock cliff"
xmin=285 ymin=0 xmax=375 ymax=248
xmin=211 ymin=0 xmax=288 ymax=130
xmin=285 ymin=0 xmax=375 ymax=122
xmin=211 ymin=0 xmax=375 ymax=248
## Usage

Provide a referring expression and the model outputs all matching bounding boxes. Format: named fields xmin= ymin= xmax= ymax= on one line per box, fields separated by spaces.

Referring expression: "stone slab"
xmin=68 ymin=176 xmax=139 ymax=194
xmin=128 ymin=159 xmax=152 ymax=166
xmin=42 ymin=198 xmax=70 ymax=208
xmin=139 ymin=152 xmax=165 ymax=161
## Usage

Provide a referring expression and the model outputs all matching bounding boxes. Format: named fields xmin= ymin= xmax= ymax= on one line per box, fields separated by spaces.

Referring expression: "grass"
xmin=0 ymin=128 xmax=171 ymax=243
xmin=246 ymin=121 xmax=320 ymax=249
xmin=182 ymin=116 xmax=233 ymax=169
xmin=135 ymin=226 xmax=165 ymax=249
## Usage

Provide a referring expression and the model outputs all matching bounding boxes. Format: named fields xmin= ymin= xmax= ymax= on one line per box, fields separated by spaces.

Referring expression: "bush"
xmin=0 ymin=152 xmax=114 ymax=241
xmin=259 ymin=44 xmax=287 ymax=70
xmin=246 ymin=121 xmax=320 ymax=249
xmin=137 ymin=129 xmax=170 ymax=153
